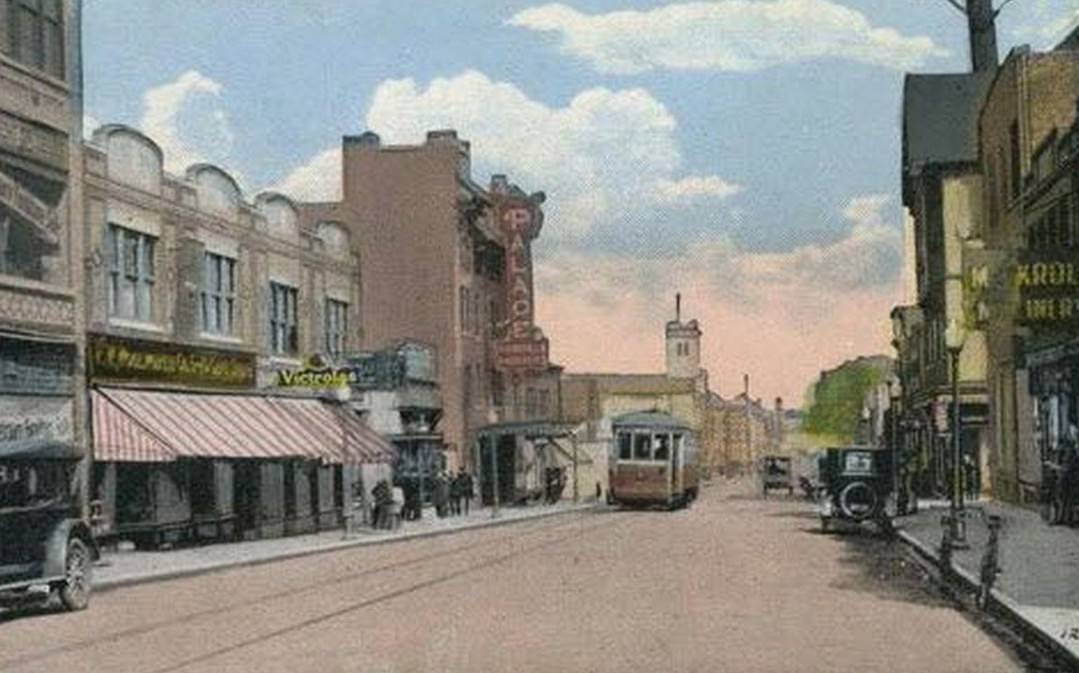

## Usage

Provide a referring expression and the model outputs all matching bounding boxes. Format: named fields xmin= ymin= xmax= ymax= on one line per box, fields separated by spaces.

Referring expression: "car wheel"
xmin=59 ymin=537 xmax=92 ymax=611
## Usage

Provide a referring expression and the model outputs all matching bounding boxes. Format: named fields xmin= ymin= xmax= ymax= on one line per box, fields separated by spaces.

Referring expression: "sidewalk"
xmin=93 ymin=501 xmax=595 ymax=591
xmin=897 ymin=499 xmax=1079 ymax=664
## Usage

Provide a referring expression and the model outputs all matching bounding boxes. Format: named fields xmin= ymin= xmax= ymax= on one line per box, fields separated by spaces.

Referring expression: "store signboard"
xmin=1015 ymin=251 xmax=1079 ymax=327
xmin=88 ymin=334 xmax=256 ymax=388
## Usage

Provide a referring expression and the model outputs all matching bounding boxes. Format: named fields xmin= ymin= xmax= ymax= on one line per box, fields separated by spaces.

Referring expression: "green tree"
xmin=803 ymin=358 xmax=889 ymax=442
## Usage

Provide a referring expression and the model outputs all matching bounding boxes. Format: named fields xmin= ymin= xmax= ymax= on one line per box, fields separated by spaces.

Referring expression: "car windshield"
xmin=0 ymin=461 xmax=69 ymax=508
xmin=843 ymin=452 xmax=874 ymax=475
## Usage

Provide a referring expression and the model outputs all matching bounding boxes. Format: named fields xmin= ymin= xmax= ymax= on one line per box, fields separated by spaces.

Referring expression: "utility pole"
xmin=938 ymin=0 xmax=1012 ymax=73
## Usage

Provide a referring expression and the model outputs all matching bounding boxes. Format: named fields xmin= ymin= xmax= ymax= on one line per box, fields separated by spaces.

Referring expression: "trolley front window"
xmin=653 ymin=434 xmax=670 ymax=461
xmin=618 ymin=433 xmax=632 ymax=460
xmin=633 ymin=434 xmax=652 ymax=461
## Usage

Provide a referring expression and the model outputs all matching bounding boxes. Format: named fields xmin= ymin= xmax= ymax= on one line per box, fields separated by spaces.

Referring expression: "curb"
xmin=897 ymin=530 xmax=1079 ymax=670
xmin=94 ymin=503 xmax=597 ymax=593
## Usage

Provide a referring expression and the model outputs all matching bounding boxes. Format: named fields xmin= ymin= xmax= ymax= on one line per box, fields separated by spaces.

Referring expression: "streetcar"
xmin=607 ymin=411 xmax=699 ymax=509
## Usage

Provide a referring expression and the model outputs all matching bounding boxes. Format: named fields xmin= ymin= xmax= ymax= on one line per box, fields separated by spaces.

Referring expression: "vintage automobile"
xmin=760 ymin=455 xmax=793 ymax=496
xmin=0 ymin=439 xmax=97 ymax=612
xmin=816 ymin=445 xmax=894 ymax=533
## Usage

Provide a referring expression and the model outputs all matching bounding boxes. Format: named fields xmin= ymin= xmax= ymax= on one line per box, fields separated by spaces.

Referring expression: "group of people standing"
xmin=432 ymin=468 xmax=474 ymax=518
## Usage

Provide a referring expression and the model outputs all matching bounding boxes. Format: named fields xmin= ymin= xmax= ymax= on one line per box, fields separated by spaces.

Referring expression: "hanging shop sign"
xmin=88 ymin=334 xmax=256 ymax=388
xmin=494 ymin=195 xmax=549 ymax=374
xmin=276 ymin=356 xmax=359 ymax=388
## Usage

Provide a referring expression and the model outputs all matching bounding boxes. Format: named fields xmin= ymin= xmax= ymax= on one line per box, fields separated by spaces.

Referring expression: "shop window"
xmin=2 ymin=0 xmax=64 ymax=80
xmin=324 ymin=298 xmax=348 ymax=356
xmin=201 ymin=252 xmax=236 ymax=336
xmin=270 ymin=282 xmax=298 ymax=355
xmin=0 ymin=207 xmax=52 ymax=280
xmin=107 ymin=224 xmax=156 ymax=322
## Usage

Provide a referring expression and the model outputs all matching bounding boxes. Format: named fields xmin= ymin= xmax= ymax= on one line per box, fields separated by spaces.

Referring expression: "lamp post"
xmin=887 ymin=374 xmax=901 ymax=514
xmin=944 ymin=318 xmax=968 ymax=548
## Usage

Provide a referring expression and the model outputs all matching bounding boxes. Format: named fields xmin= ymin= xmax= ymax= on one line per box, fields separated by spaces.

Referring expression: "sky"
xmin=82 ymin=0 xmax=1079 ymax=407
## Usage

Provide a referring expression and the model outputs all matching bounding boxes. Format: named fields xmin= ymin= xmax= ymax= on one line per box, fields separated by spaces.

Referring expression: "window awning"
xmin=91 ymin=388 xmax=396 ymax=464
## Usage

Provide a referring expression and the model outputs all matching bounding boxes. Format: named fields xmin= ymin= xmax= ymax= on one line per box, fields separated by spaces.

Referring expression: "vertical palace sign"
xmin=493 ymin=195 xmax=549 ymax=374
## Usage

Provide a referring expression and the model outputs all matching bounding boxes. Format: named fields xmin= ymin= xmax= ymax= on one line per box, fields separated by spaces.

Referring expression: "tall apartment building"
xmin=0 ymin=0 xmax=86 ymax=510
xmin=303 ymin=130 xmax=552 ymax=469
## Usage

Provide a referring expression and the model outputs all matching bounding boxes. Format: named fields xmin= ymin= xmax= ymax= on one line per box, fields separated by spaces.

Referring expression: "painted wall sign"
xmin=1015 ymin=253 xmax=1079 ymax=326
xmin=0 ymin=395 xmax=74 ymax=444
xmin=88 ymin=334 xmax=256 ymax=388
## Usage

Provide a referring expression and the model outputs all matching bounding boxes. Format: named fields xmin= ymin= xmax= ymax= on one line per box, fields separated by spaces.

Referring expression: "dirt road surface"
xmin=0 ymin=482 xmax=1028 ymax=673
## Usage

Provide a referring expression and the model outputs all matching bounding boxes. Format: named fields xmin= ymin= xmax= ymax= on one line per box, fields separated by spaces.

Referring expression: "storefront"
xmin=474 ymin=421 xmax=576 ymax=507
xmin=87 ymin=335 xmax=396 ymax=547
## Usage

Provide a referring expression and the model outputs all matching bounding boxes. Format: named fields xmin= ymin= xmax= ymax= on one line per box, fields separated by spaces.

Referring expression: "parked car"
xmin=760 ymin=455 xmax=793 ymax=496
xmin=0 ymin=440 xmax=97 ymax=612
xmin=816 ymin=446 xmax=894 ymax=533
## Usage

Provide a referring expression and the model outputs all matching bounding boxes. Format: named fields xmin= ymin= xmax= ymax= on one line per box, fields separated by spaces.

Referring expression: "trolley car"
xmin=608 ymin=411 xmax=699 ymax=509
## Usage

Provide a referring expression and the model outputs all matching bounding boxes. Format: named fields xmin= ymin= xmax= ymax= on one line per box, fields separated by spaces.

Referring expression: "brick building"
xmin=301 ymin=130 xmax=554 ymax=470
xmin=0 ymin=0 xmax=87 ymax=511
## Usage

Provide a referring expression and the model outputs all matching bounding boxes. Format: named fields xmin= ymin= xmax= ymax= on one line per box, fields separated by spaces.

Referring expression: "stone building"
xmin=300 ymin=130 xmax=554 ymax=470
xmin=81 ymin=125 xmax=391 ymax=545
xmin=0 ymin=0 xmax=87 ymax=511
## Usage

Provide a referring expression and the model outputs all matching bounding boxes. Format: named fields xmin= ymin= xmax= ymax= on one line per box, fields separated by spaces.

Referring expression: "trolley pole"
xmin=571 ymin=431 xmax=579 ymax=504
xmin=491 ymin=437 xmax=501 ymax=519
xmin=417 ymin=444 xmax=425 ymax=520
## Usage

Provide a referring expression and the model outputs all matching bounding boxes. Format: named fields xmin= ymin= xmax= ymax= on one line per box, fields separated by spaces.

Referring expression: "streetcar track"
xmin=0 ymin=510 xmax=618 ymax=671
xmin=148 ymin=516 xmax=631 ymax=673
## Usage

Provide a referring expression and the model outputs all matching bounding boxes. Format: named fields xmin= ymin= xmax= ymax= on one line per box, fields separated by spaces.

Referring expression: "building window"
xmin=1009 ymin=121 xmax=1021 ymax=201
xmin=3 ymin=0 xmax=65 ymax=80
xmin=201 ymin=252 xmax=236 ymax=335
xmin=324 ymin=298 xmax=348 ymax=356
xmin=270 ymin=282 xmax=298 ymax=355
xmin=107 ymin=224 xmax=155 ymax=322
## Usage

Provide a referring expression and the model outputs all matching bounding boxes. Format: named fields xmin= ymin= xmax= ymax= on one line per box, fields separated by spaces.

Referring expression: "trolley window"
xmin=673 ymin=434 xmax=683 ymax=456
xmin=653 ymin=434 xmax=670 ymax=461
xmin=618 ymin=433 xmax=632 ymax=460
xmin=633 ymin=433 xmax=652 ymax=461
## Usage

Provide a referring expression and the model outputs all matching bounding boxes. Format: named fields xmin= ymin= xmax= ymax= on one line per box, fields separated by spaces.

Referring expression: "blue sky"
xmin=82 ymin=0 xmax=1079 ymax=404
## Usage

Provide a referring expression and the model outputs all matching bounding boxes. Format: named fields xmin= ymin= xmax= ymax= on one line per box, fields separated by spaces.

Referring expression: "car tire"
xmin=838 ymin=481 xmax=879 ymax=521
xmin=59 ymin=537 xmax=92 ymax=611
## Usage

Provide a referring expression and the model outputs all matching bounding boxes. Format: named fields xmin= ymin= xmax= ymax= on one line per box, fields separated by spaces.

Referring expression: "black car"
xmin=0 ymin=439 xmax=96 ymax=611
xmin=816 ymin=446 xmax=894 ymax=533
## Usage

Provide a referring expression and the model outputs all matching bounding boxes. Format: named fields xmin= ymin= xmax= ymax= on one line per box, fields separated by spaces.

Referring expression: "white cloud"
xmin=139 ymin=70 xmax=235 ymax=175
xmin=649 ymin=175 xmax=743 ymax=204
xmin=507 ymin=0 xmax=948 ymax=74
xmin=269 ymin=147 xmax=342 ymax=201
xmin=352 ymin=69 xmax=739 ymax=238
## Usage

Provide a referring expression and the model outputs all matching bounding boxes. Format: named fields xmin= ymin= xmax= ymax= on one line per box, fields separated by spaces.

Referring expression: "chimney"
xmin=675 ymin=293 xmax=681 ymax=322
xmin=743 ymin=373 xmax=749 ymax=397
xmin=967 ymin=0 xmax=998 ymax=73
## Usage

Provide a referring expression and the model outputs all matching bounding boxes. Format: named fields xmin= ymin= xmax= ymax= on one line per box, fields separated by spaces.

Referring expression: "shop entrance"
xmin=233 ymin=460 xmax=260 ymax=539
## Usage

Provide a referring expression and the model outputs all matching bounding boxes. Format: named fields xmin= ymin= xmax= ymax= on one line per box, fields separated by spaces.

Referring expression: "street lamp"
xmin=887 ymin=374 xmax=902 ymax=514
xmin=944 ymin=318 xmax=968 ymax=548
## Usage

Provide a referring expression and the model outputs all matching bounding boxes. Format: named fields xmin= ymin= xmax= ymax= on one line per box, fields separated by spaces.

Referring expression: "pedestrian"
xmin=460 ymin=468 xmax=474 ymax=515
xmin=449 ymin=470 xmax=462 ymax=516
xmin=433 ymin=471 xmax=449 ymax=518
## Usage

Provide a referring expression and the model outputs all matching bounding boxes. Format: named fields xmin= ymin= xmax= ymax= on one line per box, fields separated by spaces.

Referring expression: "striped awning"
xmin=91 ymin=388 xmax=396 ymax=464
xmin=92 ymin=390 xmax=176 ymax=463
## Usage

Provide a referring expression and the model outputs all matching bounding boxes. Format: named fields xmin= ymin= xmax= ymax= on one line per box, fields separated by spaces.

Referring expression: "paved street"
xmin=0 ymin=483 xmax=1027 ymax=673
